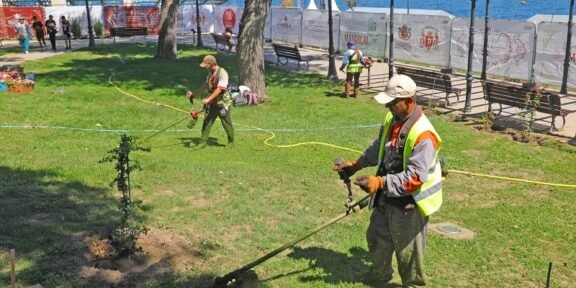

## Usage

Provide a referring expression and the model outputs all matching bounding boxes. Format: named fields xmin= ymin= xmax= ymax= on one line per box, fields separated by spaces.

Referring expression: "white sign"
xmin=339 ymin=11 xmax=387 ymax=57
xmin=534 ymin=22 xmax=576 ymax=88
xmin=301 ymin=10 xmax=339 ymax=49
xmin=270 ymin=7 xmax=302 ymax=44
xmin=451 ymin=18 xmax=536 ymax=81
xmin=177 ymin=5 xmax=216 ymax=34
xmin=391 ymin=14 xmax=452 ymax=67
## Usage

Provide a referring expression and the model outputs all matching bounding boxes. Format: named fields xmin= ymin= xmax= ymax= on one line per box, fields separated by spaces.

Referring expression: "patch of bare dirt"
xmin=80 ymin=228 xmax=204 ymax=285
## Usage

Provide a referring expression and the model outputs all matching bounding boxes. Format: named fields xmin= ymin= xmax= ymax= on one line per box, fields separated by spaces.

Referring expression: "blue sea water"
xmin=259 ymin=0 xmax=575 ymax=20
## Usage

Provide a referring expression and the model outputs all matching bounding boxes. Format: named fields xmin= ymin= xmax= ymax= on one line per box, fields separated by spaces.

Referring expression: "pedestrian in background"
xmin=14 ymin=17 xmax=32 ymax=54
xmin=339 ymin=40 xmax=366 ymax=98
xmin=186 ymin=55 xmax=235 ymax=149
xmin=60 ymin=16 xmax=72 ymax=49
xmin=45 ymin=15 xmax=57 ymax=51
xmin=334 ymin=74 xmax=443 ymax=287
xmin=32 ymin=16 xmax=47 ymax=50
xmin=224 ymin=28 xmax=235 ymax=53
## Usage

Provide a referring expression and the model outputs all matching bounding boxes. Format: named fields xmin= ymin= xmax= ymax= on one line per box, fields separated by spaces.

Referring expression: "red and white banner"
xmin=213 ymin=5 xmax=243 ymax=34
xmin=104 ymin=6 xmax=160 ymax=35
xmin=0 ymin=7 xmax=45 ymax=38
xmin=388 ymin=14 xmax=452 ymax=67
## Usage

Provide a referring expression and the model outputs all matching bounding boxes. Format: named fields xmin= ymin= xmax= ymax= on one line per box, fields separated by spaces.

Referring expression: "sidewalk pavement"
xmin=2 ymin=34 xmax=575 ymax=142
xmin=261 ymin=43 xmax=576 ymax=142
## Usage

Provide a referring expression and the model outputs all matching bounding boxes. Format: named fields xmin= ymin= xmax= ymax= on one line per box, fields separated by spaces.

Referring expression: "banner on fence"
xmin=213 ymin=6 xmax=243 ymax=34
xmin=0 ymin=7 xmax=45 ymax=38
xmin=104 ymin=6 xmax=159 ymax=35
xmin=270 ymin=7 xmax=301 ymax=44
xmin=301 ymin=10 xmax=339 ymax=49
xmin=339 ymin=11 xmax=387 ymax=57
xmin=44 ymin=6 xmax=103 ymax=37
xmin=390 ymin=14 xmax=452 ymax=67
xmin=534 ymin=22 xmax=576 ymax=88
xmin=264 ymin=8 xmax=272 ymax=39
xmin=451 ymin=18 xmax=536 ymax=81
xmin=177 ymin=5 xmax=215 ymax=35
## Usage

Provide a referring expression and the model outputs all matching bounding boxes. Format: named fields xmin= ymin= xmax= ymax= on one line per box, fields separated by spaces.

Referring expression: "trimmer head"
xmin=212 ymin=270 xmax=259 ymax=288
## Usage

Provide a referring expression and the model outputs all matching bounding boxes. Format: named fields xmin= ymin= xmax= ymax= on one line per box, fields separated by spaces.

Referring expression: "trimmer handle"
xmin=334 ymin=157 xmax=351 ymax=184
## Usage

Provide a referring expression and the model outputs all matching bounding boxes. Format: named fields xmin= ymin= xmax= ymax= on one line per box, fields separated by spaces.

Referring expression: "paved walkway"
xmin=2 ymin=34 xmax=575 ymax=142
xmin=260 ymin=43 xmax=576 ymax=142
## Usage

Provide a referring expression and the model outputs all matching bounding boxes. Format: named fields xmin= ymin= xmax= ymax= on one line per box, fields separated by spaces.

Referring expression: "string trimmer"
xmin=137 ymin=100 xmax=207 ymax=149
xmin=212 ymin=158 xmax=370 ymax=288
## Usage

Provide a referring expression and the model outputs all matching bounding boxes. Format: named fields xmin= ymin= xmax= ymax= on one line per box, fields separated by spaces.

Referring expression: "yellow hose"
xmin=108 ymin=75 xmax=576 ymax=189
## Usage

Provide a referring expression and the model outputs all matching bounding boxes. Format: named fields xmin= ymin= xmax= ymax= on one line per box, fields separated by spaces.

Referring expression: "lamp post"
xmin=327 ymin=0 xmax=338 ymax=80
xmin=407 ymin=0 xmax=410 ymax=14
xmin=561 ymin=0 xmax=575 ymax=94
xmin=481 ymin=0 xmax=490 ymax=80
xmin=85 ymin=0 xmax=95 ymax=47
xmin=195 ymin=0 xmax=204 ymax=47
xmin=388 ymin=0 xmax=395 ymax=79
xmin=464 ymin=0 xmax=477 ymax=112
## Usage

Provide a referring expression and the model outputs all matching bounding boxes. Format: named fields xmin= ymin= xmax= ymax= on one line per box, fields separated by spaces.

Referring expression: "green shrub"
xmin=93 ymin=19 xmax=103 ymax=37
xmin=71 ymin=18 xmax=82 ymax=39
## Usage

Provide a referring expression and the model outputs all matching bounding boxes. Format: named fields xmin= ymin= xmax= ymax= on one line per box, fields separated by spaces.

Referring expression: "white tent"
xmin=329 ymin=0 xmax=339 ymax=11
xmin=306 ymin=0 xmax=317 ymax=10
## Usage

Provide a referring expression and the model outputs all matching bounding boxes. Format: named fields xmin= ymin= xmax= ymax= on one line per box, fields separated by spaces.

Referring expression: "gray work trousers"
xmin=200 ymin=105 xmax=234 ymax=144
xmin=366 ymin=203 xmax=428 ymax=287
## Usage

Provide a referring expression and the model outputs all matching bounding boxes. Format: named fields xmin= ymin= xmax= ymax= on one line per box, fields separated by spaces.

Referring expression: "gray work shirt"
xmin=356 ymin=109 xmax=438 ymax=201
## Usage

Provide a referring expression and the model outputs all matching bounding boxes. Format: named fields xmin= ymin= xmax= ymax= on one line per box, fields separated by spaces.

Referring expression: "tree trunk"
xmin=156 ymin=0 xmax=179 ymax=60
xmin=238 ymin=0 xmax=272 ymax=102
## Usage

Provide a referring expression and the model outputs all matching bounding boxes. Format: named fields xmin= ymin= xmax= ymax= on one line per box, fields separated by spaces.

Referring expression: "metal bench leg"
xmin=551 ymin=115 xmax=566 ymax=132
xmin=368 ymin=67 xmax=371 ymax=86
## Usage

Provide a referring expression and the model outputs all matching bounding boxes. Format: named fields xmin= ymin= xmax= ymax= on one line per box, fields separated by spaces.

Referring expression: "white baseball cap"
xmin=374 ymin=74 xmax=417 ymax=105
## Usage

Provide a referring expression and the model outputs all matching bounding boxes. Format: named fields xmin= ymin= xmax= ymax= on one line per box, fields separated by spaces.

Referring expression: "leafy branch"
xmin=99 ymin=134 xmax=148 ymax=256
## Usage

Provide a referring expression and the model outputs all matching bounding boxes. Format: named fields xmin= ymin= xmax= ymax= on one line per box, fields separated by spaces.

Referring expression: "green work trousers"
xmin=366 ymin=203 xmax=428 ymax=287
xmin=200 ymin=106 xmax=234 ymax=144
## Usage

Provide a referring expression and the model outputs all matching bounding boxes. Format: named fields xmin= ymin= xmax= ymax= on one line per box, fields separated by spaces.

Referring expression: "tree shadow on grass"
xmin=33 ymin=44 xmax=238 ymax=94
xmin=0 ymin=166 xmax=217 ymax=287
xmin=0 ymin=165 xmax=116 ymax=286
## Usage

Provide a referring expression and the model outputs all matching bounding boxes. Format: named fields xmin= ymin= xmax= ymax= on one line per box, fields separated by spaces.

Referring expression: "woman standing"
xmin=14 ymin=17 xmax=32 ymax=54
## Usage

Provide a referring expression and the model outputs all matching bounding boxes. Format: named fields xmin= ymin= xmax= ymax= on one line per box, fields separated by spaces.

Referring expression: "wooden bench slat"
xmin=272 ymin=43 xmax=309 ymax=70
xmin=396 ymin=65 xmax=459 ymax=105
xmin=211 ymin=33 xmax=235 ymax=52
xmin=110 ymin=27 xmax=147 ymax=44
xmin=483 ymin=80 xmax=575 ymax=132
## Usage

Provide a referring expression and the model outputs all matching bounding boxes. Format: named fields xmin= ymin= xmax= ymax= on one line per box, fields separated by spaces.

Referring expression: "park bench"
xmin=110 ymin=27 xmax=148 ymax=44
xmin=482 ymin=80 xmax=575 ymax=132
xmin=272 ymin=43 xmax=310 ymax=70
xmin=396 ymin=65 xmax=461 ymax=106
xmin=211 ymin=33 xmax=235 ymax=52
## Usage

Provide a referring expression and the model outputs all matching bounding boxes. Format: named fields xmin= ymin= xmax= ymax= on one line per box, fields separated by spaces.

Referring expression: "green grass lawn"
xmin=1 ymin=44 xmax=575 ymax=287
